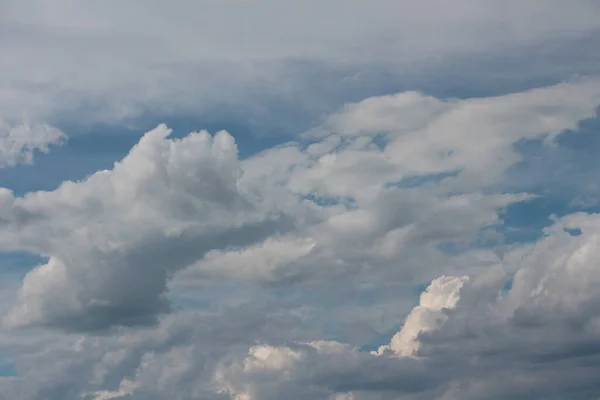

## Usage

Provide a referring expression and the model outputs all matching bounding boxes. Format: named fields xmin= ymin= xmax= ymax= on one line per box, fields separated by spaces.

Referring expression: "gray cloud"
xmin=3 ymin=2 xmax=600 ymax=399
xmin=0 ymin=76 xmax=600 ymax=399
xmin=1 ymin=77 xmax=598 ymax=335
xmin=1 ymin=1 xmax=600 ymax=131
xmin=0 ymin=125 xmax=310 ymax=331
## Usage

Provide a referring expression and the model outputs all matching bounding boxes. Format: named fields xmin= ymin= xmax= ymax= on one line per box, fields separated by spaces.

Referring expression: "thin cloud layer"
xmin=1 ymin=1 xmax=600 ymax=127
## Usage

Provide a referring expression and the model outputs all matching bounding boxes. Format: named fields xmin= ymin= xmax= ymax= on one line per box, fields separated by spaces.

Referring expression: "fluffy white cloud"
xmin=175 ymin=78 xmax=599 ymax=288
xmin=0 ymin=124 xmax=311 ymax=331
xmin=377 ymin=275 xmax=468 ymax=357
xmin=315 ymin=77 xmax=600 ymax=188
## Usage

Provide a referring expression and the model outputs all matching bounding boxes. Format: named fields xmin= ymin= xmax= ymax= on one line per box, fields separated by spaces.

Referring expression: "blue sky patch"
xmin=0 ymin=362 xmax=17 ymax=377
xmin=386 ymin=170 xmax=461 ymax=189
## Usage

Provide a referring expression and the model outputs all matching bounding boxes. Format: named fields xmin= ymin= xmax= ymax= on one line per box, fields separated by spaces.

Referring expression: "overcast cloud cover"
xmin=2 ymin=1 xmax=600 ymax=399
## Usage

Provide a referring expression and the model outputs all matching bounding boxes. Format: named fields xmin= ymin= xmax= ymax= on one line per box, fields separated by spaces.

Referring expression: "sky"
xmin=2 ymin=1 xmax=600 ymax=399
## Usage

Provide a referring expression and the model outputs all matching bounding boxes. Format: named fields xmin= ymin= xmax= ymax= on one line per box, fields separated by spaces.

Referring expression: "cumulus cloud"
xmin=12 ymin=218 xmax=600 ymax=400
xmin=175 ymin=77 xmax=600 ymax=288
xmin=0 ymin=77 xmax=598 ymax=335
xmin=377 ymin=275 xmax=468 ymax=357
xmin=0 ymin=124 xmax=310 ymax=331
xmin=207 ymin=216 xmax=600 ymax=399
xmin=1 ymin=77 xmax=600 ymax=399
xmin=2 ymin=2 xmax=600 ymax=399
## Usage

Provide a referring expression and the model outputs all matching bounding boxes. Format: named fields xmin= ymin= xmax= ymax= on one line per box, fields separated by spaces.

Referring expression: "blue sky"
xmin=2 ymin=1 xmax=600 ymax=399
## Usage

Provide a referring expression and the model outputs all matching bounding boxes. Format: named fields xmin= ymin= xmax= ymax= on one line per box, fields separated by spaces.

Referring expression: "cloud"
xmin=1 ymin=1 xmax=600 ymax=129
xmin=0 ymin=119 xmax=66 ymax=167
xmin=11 ymin=218 xmax=600 ymax=400
xmin=0 ymin=77 xmax=597 ymax=335
xmin=206 ymin=216 xmax=600 ymax=399
xmin=376 ymin=275 xmax=468 ymax=357
xmin=2 ymin=2 xmax=600 ymax=398
xmin=203 ymin=77 xmax=598 ymax=286
xmin=0 ymin=77 xmax=600 ymax=398
xmin=314 ymin=77 xmax=600 ymax=188
xmin=0 ymin=124 xmax=310 ymax=331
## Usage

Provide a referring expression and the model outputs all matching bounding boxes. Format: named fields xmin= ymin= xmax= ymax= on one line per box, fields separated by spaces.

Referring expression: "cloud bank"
xmin=0 ymin=76 xmax=600 ymax=399
xmin=1 ymin=0 xmax=600 ymax=129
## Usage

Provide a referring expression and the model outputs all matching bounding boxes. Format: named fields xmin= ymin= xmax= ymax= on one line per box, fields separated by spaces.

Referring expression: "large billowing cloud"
xmin=3 ymin=2 xmax=600 ymax=399
xmin=1 ymin=77 xmax=599 ymax=334
xmin=0 ymin=124 xmax=310 ymax=331
xmin=0 ymin=75 xmax=600 ymax=399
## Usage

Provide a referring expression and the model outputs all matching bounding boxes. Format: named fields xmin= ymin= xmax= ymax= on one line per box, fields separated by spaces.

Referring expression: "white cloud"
xmin=0 ymin=119 xmax=65 ymax=167
xmin=377 ymin=275 xmax=469 ymax=357
xmin=0 ymin=124 xmax=311 ymax=331
xmin=317 ymin=77 xmax=600 ymax=188
xmin=0 ymin=77 xmax=597 ymax=334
